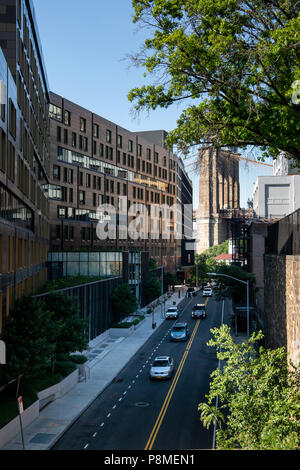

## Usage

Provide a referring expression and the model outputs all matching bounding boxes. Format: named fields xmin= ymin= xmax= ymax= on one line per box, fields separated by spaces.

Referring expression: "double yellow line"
xmin=145 ymin=319 xmax=201 ymax=450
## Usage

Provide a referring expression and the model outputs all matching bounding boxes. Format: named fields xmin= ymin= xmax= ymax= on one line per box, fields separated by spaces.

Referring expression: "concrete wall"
xmin=264 ymin=254 xmax=300 ymax=364
xmin=253 ymin=175 xmax=300 ymax=218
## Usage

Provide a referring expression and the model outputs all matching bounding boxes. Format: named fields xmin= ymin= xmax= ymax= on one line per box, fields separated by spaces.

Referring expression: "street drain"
xmin=135 ymin=402 xmax=150 ymax=408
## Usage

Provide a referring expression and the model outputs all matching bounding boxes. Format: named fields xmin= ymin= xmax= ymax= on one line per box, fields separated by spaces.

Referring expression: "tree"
xmin=149 ymin=257 xmax=159 ymax=269
xmin=129 ymin=1 xmax=300 ymax=162
xmin=1 ymin=297 xmax=55 ymax=386
xmin=111 ymin=284 xmax=138 ymax=320
xmin=198 ymin=325 xmax=300 ymax=450
xmin=163 ymin=271 xmax=177 ymax=290
xmin=44 ymin=293 xmax=88 ymax=374
xmin=212 ymin=263 xmax=256 ymax=304
xmin=144 ymin=276 xmax=161 ymax=303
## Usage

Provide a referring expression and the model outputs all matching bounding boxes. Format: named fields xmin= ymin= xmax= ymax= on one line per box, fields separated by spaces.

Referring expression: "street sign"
xmin=18 ymin=396 xmax=24 ymax=414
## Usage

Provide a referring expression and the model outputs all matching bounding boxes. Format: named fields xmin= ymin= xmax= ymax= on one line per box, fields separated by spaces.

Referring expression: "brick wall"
xmin=264 ymin=254 xmax=300 ymax=364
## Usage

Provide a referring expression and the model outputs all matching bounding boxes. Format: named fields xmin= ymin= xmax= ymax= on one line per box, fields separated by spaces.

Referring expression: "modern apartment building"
xmin=47 ymin=93 xmax=193 ymax=273
xmin=0 ymin=0 xmax=50 ymax=332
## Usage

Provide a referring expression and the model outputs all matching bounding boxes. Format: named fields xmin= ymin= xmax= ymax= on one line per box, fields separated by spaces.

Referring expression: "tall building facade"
xmin=196 ymin=148 xmax=240 ymax=253
xmin=0 ymin=0 xmax=50 ymax=332
xmin=47 ymin=93 xmax=193 ymax=273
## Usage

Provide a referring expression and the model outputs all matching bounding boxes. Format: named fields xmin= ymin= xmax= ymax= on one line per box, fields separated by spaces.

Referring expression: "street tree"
xmin=1 ymin=297 xmax=55 ymax=386
xmin=198 ymin=325 xmax=300 ymax=450
xmin=129 ymin=0 xmax=300 ymax=162
xmin=44 ymin=293 xmax=88 ymax=374
xmin=111 ymin=284 xmax=138 ymax=320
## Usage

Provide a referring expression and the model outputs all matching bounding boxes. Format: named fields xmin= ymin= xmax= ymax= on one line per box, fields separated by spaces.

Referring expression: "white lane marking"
xmin=93 ymin=432 xmax=97 ymax=438
xmin=100 ymin=423 xmax=104 ymax=427
xmin=113 ymin=405 xmax=116 ymax=409
xmin=123 ymin=391 xmax=127 ymax=395
xmin=118 ymin=397 xmax=122 ymax=401
xmin=107 ymin=413 xmax=111 ymax=418
xmin=84 ymin=444 xmax=89 ymax=449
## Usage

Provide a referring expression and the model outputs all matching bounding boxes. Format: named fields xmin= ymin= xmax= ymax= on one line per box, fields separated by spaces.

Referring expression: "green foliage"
xmin=163 ymin=272 xmax=177 ymax=290
xmin=129 ymin=1 xmax=300 ymax=162
xmin=144 ymin=276 xmax=161 ymax=303
xmin=1 ymin=297 xmax=55 ymax=385
xmin=199 ymin=240 xmax=229 ymax=259
xmin=111 ymin=284 xmax=138 ymax=317
xmin=198 ymin=325 xmax=300 ymax=449
xmin=213 ymin=264 xmax=255 ymax=304
xmin=149 ymin=258 xmax=159 ymax=269
xmin=69 ymin=354 xmax=88 ymax=364
xmin=39 ymin=276 xmax=103 ymax=293
xmin=44 ymin=293 xmax=88 ymax=374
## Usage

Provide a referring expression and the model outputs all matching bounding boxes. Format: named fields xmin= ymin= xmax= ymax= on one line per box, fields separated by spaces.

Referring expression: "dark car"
xmin=170 ymin=322 xmax=189 ymax=341
xmin=192 ymin=304 xmax=207 ymax=319
xmin=186 ymin=287 xmax=197 ymax=297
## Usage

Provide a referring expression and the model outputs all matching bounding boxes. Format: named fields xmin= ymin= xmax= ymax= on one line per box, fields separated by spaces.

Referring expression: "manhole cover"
xmin=135 ymin=402 xmax=150 ymax=408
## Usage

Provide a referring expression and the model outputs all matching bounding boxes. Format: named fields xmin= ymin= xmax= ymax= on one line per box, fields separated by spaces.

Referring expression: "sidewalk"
xmin=1 ymin=288 xmax=186 ymax=451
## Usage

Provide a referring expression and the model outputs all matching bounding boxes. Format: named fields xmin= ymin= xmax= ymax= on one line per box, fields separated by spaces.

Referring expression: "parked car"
xmin=192 ymin=304 xmax=207 ymax=319
xmin=170 ymin=322 xmax=189 ymax=341
xmin=186 ymin=287 xmax=197 ymax=297
xmin=149 ymin=356 xmax=174 ymax=380
xmin=203 ymin=287 xmax=212 ymax=297
xmin=165 ymin=306 xmax=178 ymax=319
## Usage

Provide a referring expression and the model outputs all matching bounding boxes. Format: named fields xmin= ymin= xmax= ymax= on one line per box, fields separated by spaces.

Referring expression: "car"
xmin=165 ymin=306 xmax=178 ymax=319
xmin=170 ymin=322 xmax=189 ymax=341
xmin=203 ymin=287 xmax=212 ymax=297
xmin=186 ymin=287 xmax=197 ymax=297
xmin=149 ymin=356 xmax=174 ymax=380
xmin=192 ymin=304 xmax=207 ymax=319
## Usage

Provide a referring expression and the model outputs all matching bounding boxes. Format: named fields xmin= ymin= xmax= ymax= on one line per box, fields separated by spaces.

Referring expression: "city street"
xmin=52 ymin=292 xmax=230 ymax=451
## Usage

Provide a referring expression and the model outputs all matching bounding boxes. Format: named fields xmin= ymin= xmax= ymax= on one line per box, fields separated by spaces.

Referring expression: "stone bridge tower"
xmin=196 ymin=148 xmax=240 ymax=253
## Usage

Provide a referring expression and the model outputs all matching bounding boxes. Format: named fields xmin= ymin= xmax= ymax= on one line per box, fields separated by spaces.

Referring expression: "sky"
xmin=32 ymin=0 xmax=273 ymax=209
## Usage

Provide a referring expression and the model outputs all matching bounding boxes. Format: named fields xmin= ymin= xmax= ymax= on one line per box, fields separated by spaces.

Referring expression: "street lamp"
xmin=207 ymin=272 xmax=250 ymax=338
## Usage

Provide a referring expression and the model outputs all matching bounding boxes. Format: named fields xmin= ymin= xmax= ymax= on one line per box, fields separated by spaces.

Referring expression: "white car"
xmin=149 ymin=356 xmax=174 ymax=380
xmin=165 ymin=306 xmax=178 ymax=319
xmin=203 ymin=287 xmax=212 ymax=297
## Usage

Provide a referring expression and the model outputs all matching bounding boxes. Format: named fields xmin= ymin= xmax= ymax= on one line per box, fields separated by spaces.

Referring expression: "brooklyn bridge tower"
xmin=196 ymin=147 xmax=240 ymax=253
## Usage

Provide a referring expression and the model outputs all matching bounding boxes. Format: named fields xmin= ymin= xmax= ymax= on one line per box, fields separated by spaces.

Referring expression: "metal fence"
xmin=267 ymin=208 xmax=300 ymax=255
xmin=34 ymin=276 xmax=123 ymax=341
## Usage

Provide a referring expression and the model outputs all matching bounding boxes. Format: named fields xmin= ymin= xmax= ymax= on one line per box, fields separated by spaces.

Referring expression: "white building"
xmin=253 ymin=175 xmax=300 ymax=219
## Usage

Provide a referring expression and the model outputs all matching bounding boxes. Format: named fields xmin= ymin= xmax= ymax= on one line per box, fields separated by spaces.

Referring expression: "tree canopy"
xmin=129 ymin=0 xmax=300 ymax=161
xmin=198 ymin=325 xmax=300 ymax=449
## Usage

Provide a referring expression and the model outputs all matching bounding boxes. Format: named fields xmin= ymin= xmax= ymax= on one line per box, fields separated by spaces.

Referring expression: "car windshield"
xmin=168 ymin=308 xmax=176 ymax=312
xmin=172 ymin=326 xmax=185 ymax=332
xmin=194 ymin=306 xmax=204 ymax=310
xmin=153 ymin=360 xmax=169 ymax=367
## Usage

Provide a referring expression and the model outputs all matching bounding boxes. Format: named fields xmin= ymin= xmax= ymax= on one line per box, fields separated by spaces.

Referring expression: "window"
xmin=53 ymin=165 xmax=60 ymax=181
xmin=79 ymin=172 xmax=83 ymax=186
xmin=9 ymin=99 xmax=16 ymax=139
xmin=154 ymin=152 xmax=158 ymax=163
xmin=64 ymin=129 xmax=68 ymax=145
xmin=69 ymin=188 xmax=73 ymax=203
xmin=80 ymin=117 xmax=86 ymax=133
xmin=93 ymin=123 xmax=99 ymax=138
xmin=93 ymin=140 xmax=97 ymax=155
xmin=84 ymin=137 xmax=88 ymax=151
xmin=123 ymin=153 xmax=126 ymax=165
xmin=147 ymin=148 xmax=151 ymax=160
xmin=128 ymin=140 xmax=133 ymax=152
xmin=138 ymin=144 xmax=142 ymax=156
xmin=79 ymin=190 xmax=85 ymax=204
xmin=100 ymin=143 xmax=104 ymax=157
xmin=106 ymin=129 xmax=112 ymax=143
xmin=117 ymin=135 xmax=122 ymax=148
xmin=49 ymin=104 xmax=62 ymax=122
xmin=72 ymin=132 xmax=77 ymax=147
xmin=79 ymin=135 xmax=83 ymax=150
xmin=86 ymin=174 xmax=91 ymax=188
xmin=64 ymin=110 xmax=71 ymax=126
xmin=57 ymin=126 xmax=62 ymax=142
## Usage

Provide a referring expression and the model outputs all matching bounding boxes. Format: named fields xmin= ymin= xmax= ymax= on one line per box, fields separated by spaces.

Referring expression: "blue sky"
xmin=32 ymin=0 xmax=273 ymax=209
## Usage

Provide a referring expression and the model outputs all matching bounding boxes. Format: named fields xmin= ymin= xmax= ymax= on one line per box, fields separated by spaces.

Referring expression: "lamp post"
xmin=207 ymin=272 xmax=250 ymax=338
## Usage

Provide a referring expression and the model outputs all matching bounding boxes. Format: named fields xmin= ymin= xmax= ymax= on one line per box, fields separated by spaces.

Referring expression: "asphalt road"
xmin=52 ymin=291 xmax=228 ymax=451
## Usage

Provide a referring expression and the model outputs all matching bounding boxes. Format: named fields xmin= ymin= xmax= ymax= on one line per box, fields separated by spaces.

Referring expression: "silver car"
xmin=149 ymin=356 xmax=174 ymax=380
xmin=165 ymin=307 xmax=178 ymax=319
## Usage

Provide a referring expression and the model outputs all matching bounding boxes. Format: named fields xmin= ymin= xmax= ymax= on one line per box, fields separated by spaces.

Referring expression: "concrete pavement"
xmin=1 ymin=288 xmax=187 ymax=451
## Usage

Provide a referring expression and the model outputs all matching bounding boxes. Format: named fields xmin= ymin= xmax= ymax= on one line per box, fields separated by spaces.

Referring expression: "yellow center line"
xmin=145 ymin=319 xmax=201 ymax=450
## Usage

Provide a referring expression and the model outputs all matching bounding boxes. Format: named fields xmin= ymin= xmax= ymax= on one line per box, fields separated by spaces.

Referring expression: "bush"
xmin=69 ymin=354 xmax=88 ymax=364
xmin=110 ymin=322 xmax=133 ymax=329
xmin=132 ymin=315 xmax=145 ymax=326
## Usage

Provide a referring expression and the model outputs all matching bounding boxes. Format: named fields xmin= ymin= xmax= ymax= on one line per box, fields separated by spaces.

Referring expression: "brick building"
xmin=0 ymin=0 xmax=50 ymax=332
xmin=46 ymin=93 xmax=194 ymax=274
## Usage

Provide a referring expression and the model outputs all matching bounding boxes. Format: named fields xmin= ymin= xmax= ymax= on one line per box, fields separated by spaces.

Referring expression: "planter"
xmin=37 ymin=369 xmax=79 ymax=409
xmin=0 ymin=400 xmax=39 ymax=449
xmin=0 ymin=369 xmax=79 ymax=449
xmin=109 ymin=325 xmax=135 ymax=338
